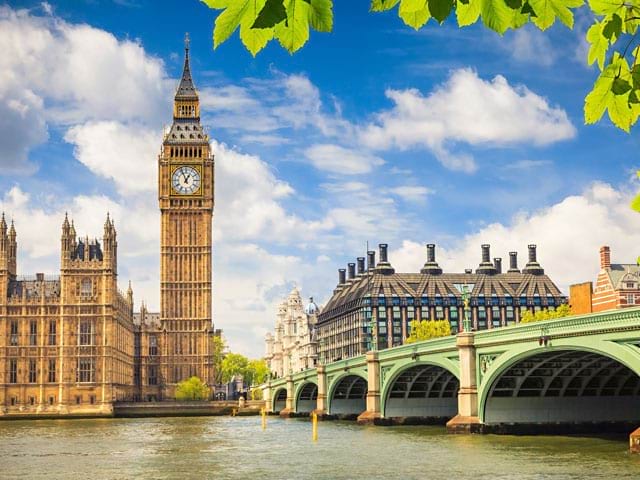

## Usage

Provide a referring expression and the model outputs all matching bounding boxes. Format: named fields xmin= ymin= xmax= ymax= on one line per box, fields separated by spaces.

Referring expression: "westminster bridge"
xmin=263 ymin=307 xmax=640 ymax=436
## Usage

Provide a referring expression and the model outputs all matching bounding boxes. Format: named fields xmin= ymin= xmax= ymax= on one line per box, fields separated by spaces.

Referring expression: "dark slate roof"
xmin=164 ymin=119 xmax=208 ymax=145
xmin=8 ymin=277 xmax=61 ymax=299
xmin=175 ymin=44 xmax=197 ymax=100
xmin=319 ymin=270 xmax=565 ymax=323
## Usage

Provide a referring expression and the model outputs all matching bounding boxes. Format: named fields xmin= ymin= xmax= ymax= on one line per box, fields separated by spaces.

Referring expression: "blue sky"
xmin=1 ymin=0 xmax=639 ymax=355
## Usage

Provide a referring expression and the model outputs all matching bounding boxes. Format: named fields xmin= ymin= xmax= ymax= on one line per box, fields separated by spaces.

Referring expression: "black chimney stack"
xmin=481 ymin=244 xmax=491 ymax=264
xmin=421 ymin=243 xmax=442 ymax=275
xmin=379 ymin=243 xmax=388 ymax=263
xmin=367 ymin=250 xmax=376 ymax=271
xmin=476 ymin=244 xmax=497 ymax=274
xmin=376 ymin=243 xmax=395 ymax=274
xmin=357 ymin=257 xmax=365 ymax=275
xmin=427 ymin=243 xmax=436 ymax=263
xmin=338 ymin=268 xmax=346 ymax=285
xmin=347 ymin=263 xmax=356 ymax=280
xmin=494 ymin=257 xmax=502 ymax=274
xmin=508 ymin=251 xmax=519 ymax=272
xmin=523 ymin=244 xmax=544 ymax=275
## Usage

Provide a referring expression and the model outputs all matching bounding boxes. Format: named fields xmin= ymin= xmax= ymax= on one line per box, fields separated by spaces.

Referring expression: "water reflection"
xmin=0 ymin=417 xmax=638 ymax=480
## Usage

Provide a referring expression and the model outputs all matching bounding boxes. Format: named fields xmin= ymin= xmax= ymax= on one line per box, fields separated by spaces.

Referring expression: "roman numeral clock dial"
xmin=171 ymin=166 xmax=201 ymax=195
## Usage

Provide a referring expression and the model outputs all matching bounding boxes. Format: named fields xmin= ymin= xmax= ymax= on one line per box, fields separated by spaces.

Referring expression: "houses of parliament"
xmin=0 ymin=39 xmax=216 ymax=416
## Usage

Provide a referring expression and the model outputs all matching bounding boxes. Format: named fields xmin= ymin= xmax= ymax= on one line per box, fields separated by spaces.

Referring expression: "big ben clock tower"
xmin=158 ymin=35 xmax=214 ymax=395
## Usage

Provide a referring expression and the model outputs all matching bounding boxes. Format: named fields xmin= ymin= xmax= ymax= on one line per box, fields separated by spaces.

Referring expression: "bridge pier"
xmin=446 ymin=332 xmax=482 ymax=433
xmin=312 ymin=365 xmax=328 ymax=418
xmin=279 ymin=375 xmax=295 ymax=418
xmin=357 ymin=351 xmax=382 ymax=425
xmin=262 ymin=383 xmax=272 ymax=413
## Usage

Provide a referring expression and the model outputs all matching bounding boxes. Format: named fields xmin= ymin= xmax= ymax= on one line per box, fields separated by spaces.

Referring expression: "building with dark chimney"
xmin=317 ymin=243 xmax=566 ymax=364
xmin=570 ymin=246 xmax=640 ymax=314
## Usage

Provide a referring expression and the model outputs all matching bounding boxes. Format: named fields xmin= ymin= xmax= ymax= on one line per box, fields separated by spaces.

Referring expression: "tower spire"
xmin=175 ymin=32 xmax=197 ymax=101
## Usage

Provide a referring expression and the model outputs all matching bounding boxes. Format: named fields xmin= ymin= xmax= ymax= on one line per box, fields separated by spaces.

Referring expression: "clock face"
xmin=172 ymin=166 xmax=201 ymax=195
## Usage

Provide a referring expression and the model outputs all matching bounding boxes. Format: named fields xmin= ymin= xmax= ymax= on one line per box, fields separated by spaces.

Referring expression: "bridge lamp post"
xmin=462 ymin=285 xmax=472 ymax=333
xmin=538 ymin=326 xmax=550 ymax=347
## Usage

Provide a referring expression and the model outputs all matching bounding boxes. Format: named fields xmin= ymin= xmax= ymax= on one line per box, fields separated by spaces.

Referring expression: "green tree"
xmin=201 ymin=0 xmax=640 ymax=132
xmin=220 ymin=352 xmax=249 ymax=383
xmin=245 ymin=359 xmax=269 ymax=386
xmin=250 ymin=387 xmax=264 ymax=400
xmin=175 ymin=376 xmax=211 ymax=401
xmin=405 ymin=319 xmax=452 ymax=343
xmin=211 ymin=335 xmax=226 ymax=384
xmin=520 ymin=303 xmax=573 ymax=323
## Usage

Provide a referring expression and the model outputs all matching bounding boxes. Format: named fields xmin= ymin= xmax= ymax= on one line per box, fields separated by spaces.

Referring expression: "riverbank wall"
xmin=0 ymin=401 xmax=264 ymax=420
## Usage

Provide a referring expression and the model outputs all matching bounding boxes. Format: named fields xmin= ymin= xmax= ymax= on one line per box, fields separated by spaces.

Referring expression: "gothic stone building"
xmin=0 ymin=214 xmax=137 ymax=416
xmin=317 ymin=243 xmax=567 ymax=364
xmin=265 ymin=289 xmax=319 ymax=378
xmin=0 ymin=38 xmax=217 ymax=413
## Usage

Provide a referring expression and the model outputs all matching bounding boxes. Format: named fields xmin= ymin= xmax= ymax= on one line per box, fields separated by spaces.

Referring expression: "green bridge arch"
xmin=477 ymin=337 xmax=640 ymax=424
xmin=380 ymin=358 xmax=460 ymax=419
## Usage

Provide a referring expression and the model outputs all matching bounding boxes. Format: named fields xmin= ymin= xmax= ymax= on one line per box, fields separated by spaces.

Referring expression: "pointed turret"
xmin=175 ymin=33 xmax=198 ymax=101
xmin=127 ymin=280 xmax=134 ymax=305
xmin=0 ymin=212 xmax=7 ymax=236
xmin=7 ymin=220 xmax=16 ymax=275
xmin=61 ymin=213 xmax=72 ymax=263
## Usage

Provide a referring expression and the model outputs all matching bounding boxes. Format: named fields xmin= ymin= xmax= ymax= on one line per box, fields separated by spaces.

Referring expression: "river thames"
xmin=1 ymin=416 xmax=639 ymax=479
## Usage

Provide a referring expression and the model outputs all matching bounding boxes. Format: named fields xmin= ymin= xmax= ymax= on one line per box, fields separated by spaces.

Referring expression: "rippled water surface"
xmin=1 ymin=416 xmax=639 ymax=479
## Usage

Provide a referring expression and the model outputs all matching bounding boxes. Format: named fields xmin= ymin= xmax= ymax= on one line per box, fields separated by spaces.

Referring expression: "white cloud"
xmin=213 ymin=141 xmax=331 ymax=244
xmin=388 ymin=185 xmax=434 ymax=203
xmin=304 ymin=144 xmax=385 ymax=174
xmin=0 ymin=6 xmax=172 ymax=171
xmin=360 ymin=68 xmax=576 ymax=173
xmin=64 ymin=121 xmax=159 ymax=194
xmin=505 ymin=26 xmax=556 ymax=67
xmin=389 ymin=182 xmax=640 ymax=293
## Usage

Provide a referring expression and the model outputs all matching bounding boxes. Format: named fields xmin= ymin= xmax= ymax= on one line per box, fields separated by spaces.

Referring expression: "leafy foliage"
xmin=519 ymin=303 xmax=572 ymax=323
xmin=405 ymin=319 xmax=452 ymax=343
xmin=219 ymin=353 xmax=269 ymax=386
xmin=211 ymin=334 xmax=226 ymax=384
xmin=201 ymin=0 xmax=640 ymax=132
xmin=175 ymin=376 xmax=211 ymax=401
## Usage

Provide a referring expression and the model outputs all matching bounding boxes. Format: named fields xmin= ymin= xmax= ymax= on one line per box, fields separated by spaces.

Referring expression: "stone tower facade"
xmin=265 ymin=289 xmax=319 ymax=378
xmin=0 ymin=214 xmax=136 ymax=416
xmin=158 ymin=36 xmax=215 ymax=395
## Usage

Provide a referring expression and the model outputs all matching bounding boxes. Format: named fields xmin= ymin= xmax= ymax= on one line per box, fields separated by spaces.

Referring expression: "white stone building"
xmin=265 ymin=288 xmax=319 ymax=378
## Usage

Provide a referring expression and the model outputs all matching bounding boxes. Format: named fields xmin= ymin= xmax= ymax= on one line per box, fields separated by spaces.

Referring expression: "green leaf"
xmin=214 ymin=0 xmax=251 ymax=49
xmin=457 ymin=0 xmax=481 ymax=25
xmin=252 ymin=0 xmax=287 ymax=28
xmin=275 ymin=0 xmax=311 ymax=53
xmin=371 ymin=0 xmax=401 ymax=10
xmin=584 ymin=64 xmax=616 ymax=124
xmin=636 ymin=254 xmax=640 ymax=265
xmin=308 ymin=0 xmax=333 ymax=32
xmin=399 ymin=0 xmax=431 ymax=28
xmin=520 ymin=1 xmax=537 ymax=15
xmin=528 ymin=0 xmax=583 ymax=30
xmin=612 ymin=77 xmax=632 ymax=95
xmin=630 ymin=90 xmax=640 ymax=104
xmin=480 ymin=0 xmax=513 ymax=34
xmin=602 ymin=13 xmax=622 ymax=40
xmin=241 ymin=0 xmax=275 ymax=56
xmin=504 ymin=0 xmax=522 ymax=9
xmin=428 ymin=0 xmax=454 ymax=22
xmin=588 ymin=0 xmax=625 ymax=15
xmin=202 ymin=0 xmax=231 ymax=9
xmin=608 ymin=92 xmax=632 ymax=131
xmin=586 ymin=22 xmax=608 ymax=70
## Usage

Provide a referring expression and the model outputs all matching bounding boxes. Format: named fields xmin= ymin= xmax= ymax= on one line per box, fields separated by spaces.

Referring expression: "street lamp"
xmin=462 ymin=285 xmax=472 ymax=333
